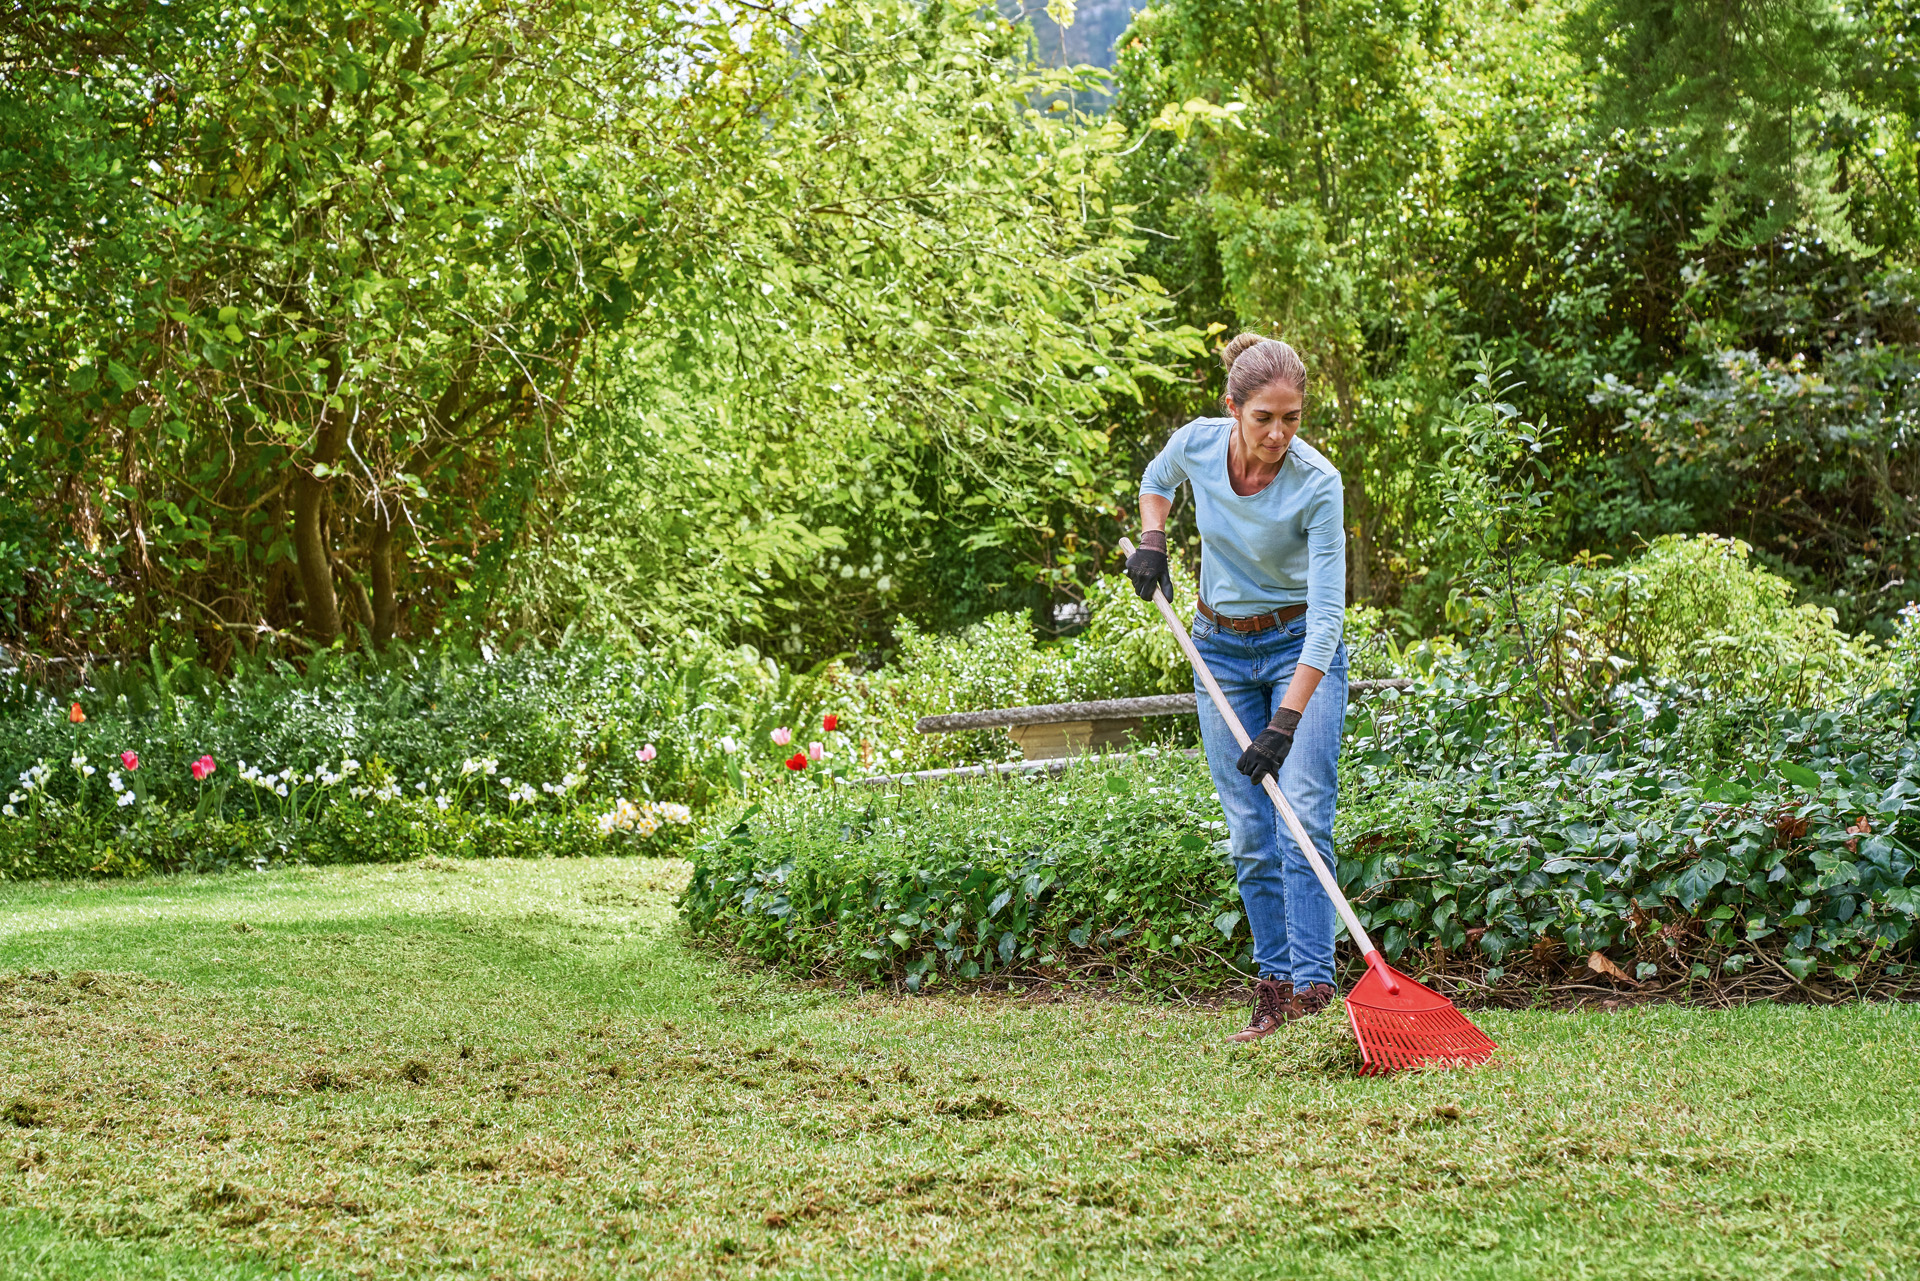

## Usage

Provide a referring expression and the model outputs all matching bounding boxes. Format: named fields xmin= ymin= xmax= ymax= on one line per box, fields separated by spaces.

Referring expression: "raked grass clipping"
xmin=0 ymin=857 xmax=1916 ymax=1280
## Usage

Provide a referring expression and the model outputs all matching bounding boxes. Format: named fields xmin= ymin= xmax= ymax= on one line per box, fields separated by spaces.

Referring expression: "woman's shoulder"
xmin=1286 ymin=437 xmax=1341 ymax=484
xmin=1173 ymin=416 xmax=1233 ymax=449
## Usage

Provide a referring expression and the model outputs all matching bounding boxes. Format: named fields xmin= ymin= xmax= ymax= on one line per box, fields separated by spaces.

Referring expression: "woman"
xmin=1126 ymin=334 xmax=1347 ymax=1041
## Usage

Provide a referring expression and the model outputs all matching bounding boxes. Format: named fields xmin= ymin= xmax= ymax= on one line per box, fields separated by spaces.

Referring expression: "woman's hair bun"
xmin=1218 ymin=332 xmax=1307 ymax=409
xmin=1219 ymin=332 xmax=1266 ymax=371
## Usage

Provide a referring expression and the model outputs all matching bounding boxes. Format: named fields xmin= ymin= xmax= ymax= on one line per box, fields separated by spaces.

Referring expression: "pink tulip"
xmin=808 ymin=741 xmax=824 ymax=762
xmin=190 ymin=755 xmax=216 ymax=781
xmin=120 ymin=750 xmax=140 ymax=772
xmin=636 ymin=744 xmax=657 ymax=764
xmin=770 ymin=726 xmax=792 ymax=747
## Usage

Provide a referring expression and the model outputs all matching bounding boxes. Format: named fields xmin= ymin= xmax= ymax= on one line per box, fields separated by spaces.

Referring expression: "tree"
xmin=0 ymin=0 xmax=753 ymax=656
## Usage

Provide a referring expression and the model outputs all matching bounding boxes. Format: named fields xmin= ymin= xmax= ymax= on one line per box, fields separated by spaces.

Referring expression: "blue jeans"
xmin=1192 ymin=613 xmax=1347 ymax=988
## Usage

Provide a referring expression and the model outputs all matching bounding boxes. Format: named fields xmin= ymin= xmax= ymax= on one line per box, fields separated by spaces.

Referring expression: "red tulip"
xmin=822 ymin=714 xmax=838 ymax=732
xmin=120 ymin=750 xmax=140 ymax=771
xmin=785 ymin=752 xmax=807 ymax=771
xmin=190 ymin=755 xmax=216 ymax=781
xmin=68 ymin=703 xmax=86 ymax=724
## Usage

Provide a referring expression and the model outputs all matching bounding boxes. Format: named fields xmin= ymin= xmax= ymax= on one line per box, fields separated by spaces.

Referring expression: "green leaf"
xmin=1779 ymin=954 xmax=1816 ymax=981
xmin=1777 ymin=761 xmax=1821 ymax=789
xmin=1212 ymin=910 xmax=1242 ymax=940
xmin=1103 ymin=774 xmax=1131 ymax=797
xmin=1674 ymin=858 xmax=1727 ymax=910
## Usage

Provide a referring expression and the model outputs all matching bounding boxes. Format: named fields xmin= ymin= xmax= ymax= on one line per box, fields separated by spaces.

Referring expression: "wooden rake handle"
xmin=1119 ymin=538 xmax=1397 ymax=994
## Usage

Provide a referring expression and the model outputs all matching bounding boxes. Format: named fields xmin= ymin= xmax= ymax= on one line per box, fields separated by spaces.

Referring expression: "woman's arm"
xmin=1277 ymin=664 xmax=1324 ymax=714
xmin=1138 ymin=492 xmax=1172 ymax=537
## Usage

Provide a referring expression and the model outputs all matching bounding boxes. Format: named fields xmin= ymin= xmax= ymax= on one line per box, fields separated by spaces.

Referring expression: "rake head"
xmin=1344 ymin=954 xmax=1497 ymax=1075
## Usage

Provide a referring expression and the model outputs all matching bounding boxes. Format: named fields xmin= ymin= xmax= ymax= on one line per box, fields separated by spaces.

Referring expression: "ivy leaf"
xmin=1777 ymin=761 xmax=1821 ymax=789
xmin=1212 ymin=910 xmax=1242 ymax=940
xmin=1674 ymin=858 xmax=1727 ymax=910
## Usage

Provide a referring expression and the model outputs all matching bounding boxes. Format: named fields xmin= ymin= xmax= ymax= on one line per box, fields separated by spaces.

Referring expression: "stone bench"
xmin=913 ymin=682 xmax=1412 ymax=762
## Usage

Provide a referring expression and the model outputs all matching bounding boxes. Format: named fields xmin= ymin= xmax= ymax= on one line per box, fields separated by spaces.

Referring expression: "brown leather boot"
xmin=1227 ymin=977 xmax=1293 ymax=1043
xmin=1290 ymin=982 xmax=1337 ymax=1017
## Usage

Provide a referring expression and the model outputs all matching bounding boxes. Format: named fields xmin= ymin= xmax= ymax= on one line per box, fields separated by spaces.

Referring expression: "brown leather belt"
xmin=1196 ymin=598 xmax=1307 ymax=633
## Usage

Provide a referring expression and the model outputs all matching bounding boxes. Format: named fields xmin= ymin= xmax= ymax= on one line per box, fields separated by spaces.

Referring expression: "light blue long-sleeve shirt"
xmin=1140 ymin=417 xmax=1346 ymax=673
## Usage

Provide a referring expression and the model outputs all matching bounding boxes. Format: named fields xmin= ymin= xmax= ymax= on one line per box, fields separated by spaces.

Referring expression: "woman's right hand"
xmin=1125 ymin=532 xmax=1173 ymax=603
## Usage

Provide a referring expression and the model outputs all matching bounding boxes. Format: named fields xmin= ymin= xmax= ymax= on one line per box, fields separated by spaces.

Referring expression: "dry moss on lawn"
xmin=0 ymin=858 xmax=1915 ymax=1280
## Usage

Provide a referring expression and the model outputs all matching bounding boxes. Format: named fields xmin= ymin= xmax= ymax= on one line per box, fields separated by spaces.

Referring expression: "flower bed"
xmin=682 ymin=685 xmax=1920 ymax=998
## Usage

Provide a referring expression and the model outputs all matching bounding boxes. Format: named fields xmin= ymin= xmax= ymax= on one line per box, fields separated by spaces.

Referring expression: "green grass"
xmin=0 ymin=858 xmax=1916 ymax=1279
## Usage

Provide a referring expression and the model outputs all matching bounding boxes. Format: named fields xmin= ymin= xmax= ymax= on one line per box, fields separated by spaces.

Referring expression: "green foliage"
xmin=681 ymin=752 xmax=1247 ymax=991
xmin=1344 ymin=682 xmax=1920 ymax=983
xmin=519 ymin=2 xmax=1200 ymax=653
xmin=1 ymin=0 xmax=1195 ymax=661
xmin=685 ymin=671 xmax=1920 ymax=992
xmin=1111 ymin=0 xmax=1920 ymax=631
xmin=0 ymin=795 xmax=641 ymax=883
xmin=1569 ymin=0 xmax=1907 ymax=254
xmin=1591 ymin=342 xmax=1920 ymax=628
xmin=1528 ymin=534 xmax=1884 ymax=709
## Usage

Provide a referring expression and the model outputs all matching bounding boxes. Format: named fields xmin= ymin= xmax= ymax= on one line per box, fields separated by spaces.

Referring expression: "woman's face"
xmin=1228 ymin=383 xmax=1304 ymax=465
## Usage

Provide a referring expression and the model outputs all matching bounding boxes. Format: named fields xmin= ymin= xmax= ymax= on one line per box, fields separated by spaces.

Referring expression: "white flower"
xmin=498 ymin=776 xmax=513 ymax=788
xmin=1 ymin=805 xmax=13 ymax=818
xmin=275 ymin=783 xmax=288 ymax=797
xmin=342 ymin=759 xmax=361 ymax=774
xmin=117 ymin=791 xmax=136 ymax=808
xmin=108 ymin=774 xmax=125 ymax=793
xmin=435 ymin=794 xmax=452 ymax=811
xmin=81 ymin=765 xmax=96 ymax=777
xmin=507 ymin=783 xmax=536 ymax=804
xmin=416 ymin=781 xmax=428 ymax=793
xmin=889 ymin=748 xmax=904 ymax=761
xmin=482 ymin=758 xmax=497 ymax=776
xmin=719 ymin=735 xmax=739 ymax=754
xmin=70 ymin=753 xmax=86 ymax=769
xmin=461 ymin=758 xmax=481 ymax=776
xmin=560 ymin=772 xmax=584 ymax=790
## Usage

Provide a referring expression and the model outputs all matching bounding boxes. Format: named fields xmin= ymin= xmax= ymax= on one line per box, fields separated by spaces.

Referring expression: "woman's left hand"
xmin=1235 ymin=707 xmax=1301 ymax=785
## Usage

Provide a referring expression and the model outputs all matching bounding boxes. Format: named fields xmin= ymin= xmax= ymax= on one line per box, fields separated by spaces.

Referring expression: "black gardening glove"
xmin=1125 ymin=530 xmax=1173 ymax=603
xmin=1236 ymin=707 xmax=1301 ymax=785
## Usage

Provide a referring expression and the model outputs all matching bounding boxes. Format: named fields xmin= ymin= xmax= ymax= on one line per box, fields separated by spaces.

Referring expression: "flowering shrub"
xmin=595 ymin=797 xmax=694 ymax=847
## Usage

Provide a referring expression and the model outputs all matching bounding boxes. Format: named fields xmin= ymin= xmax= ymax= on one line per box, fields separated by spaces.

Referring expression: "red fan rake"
xmin=1121 ymin=539 xmax=1497 ymax=1074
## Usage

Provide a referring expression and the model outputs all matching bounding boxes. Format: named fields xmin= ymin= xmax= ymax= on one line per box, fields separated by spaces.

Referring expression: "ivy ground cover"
xmin=684 ymin=687 xmax=1920 ymax=997
xmin=0 ymin=858 xmax=1916 ymax=1278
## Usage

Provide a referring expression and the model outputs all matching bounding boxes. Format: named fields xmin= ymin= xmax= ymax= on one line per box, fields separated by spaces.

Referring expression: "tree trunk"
xmin=292 ymin=468 xmax=340 ymax=644
xmin=1323 ymin=347 xmax=1372 ymax=602
xmin=291 ymin=360 xmax=352 ymax=644
xmin=371 ymin=510 xmax=398 ymax=647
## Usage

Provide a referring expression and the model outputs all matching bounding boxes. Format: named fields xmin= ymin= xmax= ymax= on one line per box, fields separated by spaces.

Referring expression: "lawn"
xmin=0 ymin=857 xmax=1916 ymax=1280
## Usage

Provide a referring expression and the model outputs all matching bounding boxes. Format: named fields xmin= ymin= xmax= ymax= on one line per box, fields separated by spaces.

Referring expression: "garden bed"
xmin=682 ymin=685 xmax=1920 ymax=1002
